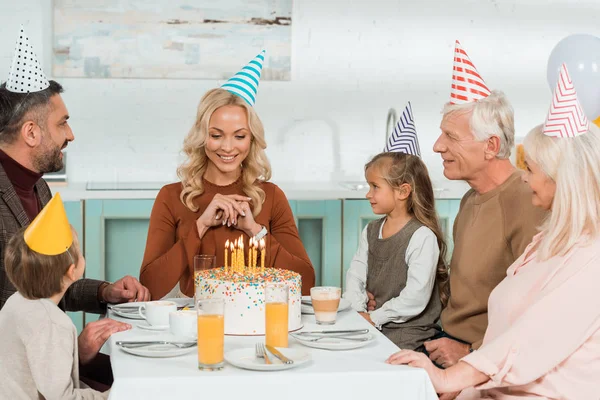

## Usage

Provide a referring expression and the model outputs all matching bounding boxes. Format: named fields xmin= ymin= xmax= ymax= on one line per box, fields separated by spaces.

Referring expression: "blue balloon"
xmin=547 ymin=34 xmax=600 ymax=120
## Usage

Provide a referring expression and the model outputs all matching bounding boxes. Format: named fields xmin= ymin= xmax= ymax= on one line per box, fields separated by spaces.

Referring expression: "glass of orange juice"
xmin=265 ymin=283 xmax=289 ymax=348
xmin=196 ymin=298 xmax=225 ymax=370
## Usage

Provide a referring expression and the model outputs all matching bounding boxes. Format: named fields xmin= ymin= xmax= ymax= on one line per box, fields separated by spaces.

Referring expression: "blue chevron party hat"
xmin=220 ymin=50 xmax=265 ymax=106
xmin=384 ymin=102 xmax=421 ymax=156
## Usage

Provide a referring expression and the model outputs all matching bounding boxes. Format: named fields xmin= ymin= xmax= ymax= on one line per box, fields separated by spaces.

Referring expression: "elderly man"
xmin=418 ymin=42 xmax=547 ymax=376
xmin=0 ymin=26 xmax=151 ymax=388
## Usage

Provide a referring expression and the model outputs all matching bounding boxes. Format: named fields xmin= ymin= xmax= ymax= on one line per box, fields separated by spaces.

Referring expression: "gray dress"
xmin=366 ymin=217 xmax=441 ymax=350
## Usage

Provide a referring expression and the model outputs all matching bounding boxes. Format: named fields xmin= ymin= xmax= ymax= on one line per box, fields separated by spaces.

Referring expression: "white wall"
xmin=1 ymin=0 xmax=599 ymax=186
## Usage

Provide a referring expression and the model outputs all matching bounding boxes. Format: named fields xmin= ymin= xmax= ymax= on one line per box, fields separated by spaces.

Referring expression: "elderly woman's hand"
xmin=196 ymin=194 xmax=251 ymax=238
xmin=386 ymin=350 xmax=446 ymax=390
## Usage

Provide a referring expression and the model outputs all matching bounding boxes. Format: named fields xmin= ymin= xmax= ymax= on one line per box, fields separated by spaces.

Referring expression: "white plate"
xmin=224 ymin=347 xmax=311 ymax=371
xmin=137 ymin=321 xmax=169 ymax=331
xmin=108 ymin=298 xmax=194 ymax=320
xmin=117 ymin=343 xmax=196 ymax=358
xmin=301 ymin=296 xmax=351 ymax=315
xmin=292 ymin=332 xmax=376 ymax=350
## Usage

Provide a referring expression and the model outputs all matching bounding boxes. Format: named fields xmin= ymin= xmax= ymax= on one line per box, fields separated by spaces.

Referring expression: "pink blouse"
xmin=457 ymin=233 xmax=600 ymax=399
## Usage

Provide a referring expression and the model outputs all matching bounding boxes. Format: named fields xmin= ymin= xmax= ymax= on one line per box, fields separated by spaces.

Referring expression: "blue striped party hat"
xmin=220 ymin=50 xmax=265 ymax=106
xmin=384 ymin=102 xmax=421 ymax=156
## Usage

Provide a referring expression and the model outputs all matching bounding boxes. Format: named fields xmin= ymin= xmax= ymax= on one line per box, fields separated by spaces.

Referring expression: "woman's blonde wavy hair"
xmin=523 ymin=123 xmax=600 ymax=260
xmin=177 ymin=88 xmax=272 ymax=216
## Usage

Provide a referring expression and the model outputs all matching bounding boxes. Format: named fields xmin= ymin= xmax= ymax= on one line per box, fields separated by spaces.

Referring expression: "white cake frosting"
xmin=194 ymin=267 xmax=302 ymax=335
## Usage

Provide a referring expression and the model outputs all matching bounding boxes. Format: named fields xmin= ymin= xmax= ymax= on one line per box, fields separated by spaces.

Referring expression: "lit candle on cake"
xmin=260 ymin=238 xmax=266 ymax=273
xmin=240 ymin=238 xmax=244 ymax=273
xmin=230 ymin=241 xmax=236 ymax=272
xmin=253 ymin=238 xmax=258 ymax=273
xmin=224 ymin=239 xmax=229 ymax=272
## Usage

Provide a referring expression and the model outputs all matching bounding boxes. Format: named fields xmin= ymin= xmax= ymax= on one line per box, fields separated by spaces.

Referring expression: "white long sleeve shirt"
xmin=343 ymin=221 xmax=440 ymax=328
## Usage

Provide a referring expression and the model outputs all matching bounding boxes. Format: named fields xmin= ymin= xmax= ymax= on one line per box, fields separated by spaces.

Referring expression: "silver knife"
xmin=295 ymin=329 xmax=369 ymax=336
xmin=265 ymin=344 xmax=293 ymax=364
xmin=116 ymin=341 xmax=195 ymax=348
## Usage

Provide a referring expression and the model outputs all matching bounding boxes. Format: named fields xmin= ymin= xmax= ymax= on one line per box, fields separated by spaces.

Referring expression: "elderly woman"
xmin=387 ymin=70 xmax=600 ymax=399
xmin=140 ymin=53 xmax=315 ymax=299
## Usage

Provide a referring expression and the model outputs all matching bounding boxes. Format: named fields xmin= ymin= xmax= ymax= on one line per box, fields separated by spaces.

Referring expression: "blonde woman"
xmin=140 ymin=61 xmax=314 ymax=298
xmin=386 ymin=72 xmax=600 ymax=399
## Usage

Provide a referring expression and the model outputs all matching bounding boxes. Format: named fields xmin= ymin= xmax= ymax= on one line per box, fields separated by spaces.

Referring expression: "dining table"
xmin=104 ymin=303 xmax=438 ymax=400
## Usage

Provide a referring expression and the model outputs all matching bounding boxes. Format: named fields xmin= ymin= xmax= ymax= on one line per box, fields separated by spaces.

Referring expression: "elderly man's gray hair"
xmin=442 ymin=90 xmax=515 ymax=159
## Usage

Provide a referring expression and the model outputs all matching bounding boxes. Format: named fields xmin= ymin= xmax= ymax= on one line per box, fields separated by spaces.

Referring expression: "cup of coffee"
xmin=170 ymin=310 xmax=197 ymax=338
xmin=310 ymin=286 xmax=341 ymax=325
xmin=138 ymin=301 xmax=177 ymax=326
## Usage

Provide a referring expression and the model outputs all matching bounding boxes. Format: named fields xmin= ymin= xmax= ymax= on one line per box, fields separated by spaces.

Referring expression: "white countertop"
xmin=51 ymin=180 xmax=470 ymax=202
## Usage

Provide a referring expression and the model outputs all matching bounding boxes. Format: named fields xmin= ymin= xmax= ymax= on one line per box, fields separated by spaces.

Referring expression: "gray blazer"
xmin=0 ymin=163 xmax=106 ymax=313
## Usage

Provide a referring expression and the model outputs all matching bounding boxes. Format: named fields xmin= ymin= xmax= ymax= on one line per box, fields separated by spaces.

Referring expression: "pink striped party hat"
xmin=543 ymin=63 xmax=588 ymax=138
xmin=450 ymin=40 xmax=491 ymax=104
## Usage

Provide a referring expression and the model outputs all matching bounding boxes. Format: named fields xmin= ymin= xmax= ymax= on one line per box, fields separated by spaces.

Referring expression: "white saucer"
xmin=137 ymin=321 xmax=169 ymax=331
xmin=292 ymin=332 xmax=376 ymax=350
xmin=224 ymin=347 xmax=311 ymax=371
xmin=108 ymin=298 xmax=194 ymax=320
xmin=117 ymin=343 xmax=196 ymax=358
xmin=301 ymin=296 xmax=351 ymax=315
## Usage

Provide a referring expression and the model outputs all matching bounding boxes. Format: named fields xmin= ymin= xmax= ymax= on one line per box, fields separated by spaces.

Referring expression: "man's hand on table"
xmin=101 ymin=275 xmax=151 ymax=304
xmin=78 ymin=319 xmax=131 ymax=365
xmin=424 ymin=337 xmax=471 ymax=368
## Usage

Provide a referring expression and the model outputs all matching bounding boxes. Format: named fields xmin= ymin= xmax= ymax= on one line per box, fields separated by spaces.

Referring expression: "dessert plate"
xmin=117 ymin=342 xmax=195 ymax=358
xmin=292 ymin=332 xmax=375 ymax=351
xmin=225 ymin=347 xmax=311 ymax=371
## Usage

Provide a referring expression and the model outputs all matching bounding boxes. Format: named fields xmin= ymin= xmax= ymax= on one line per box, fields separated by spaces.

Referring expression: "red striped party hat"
xmin=543 ymin=63 xmax=589 ymax=138
xmin=450 ymin=40 xmax=491 ymax=104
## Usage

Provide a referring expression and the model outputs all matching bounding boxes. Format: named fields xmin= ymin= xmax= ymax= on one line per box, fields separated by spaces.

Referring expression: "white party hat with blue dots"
xmin=220 ymin=50 xmax=265 ymax=106
xmin=5 ymin=25 xmax=49 ymax=93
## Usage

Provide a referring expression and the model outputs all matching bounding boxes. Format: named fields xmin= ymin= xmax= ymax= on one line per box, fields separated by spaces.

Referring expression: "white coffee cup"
xmin=138 ymin=301 xmax=177 ymax=326
xmin=169 ymin=310 xmax=197 ymax=338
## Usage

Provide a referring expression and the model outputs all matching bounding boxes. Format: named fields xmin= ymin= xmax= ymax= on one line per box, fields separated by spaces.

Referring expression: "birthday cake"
xmin=194 ymin=267 xmax=302 ymax=335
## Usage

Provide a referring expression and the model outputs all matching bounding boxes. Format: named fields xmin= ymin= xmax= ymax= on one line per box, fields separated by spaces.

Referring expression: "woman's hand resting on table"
xmin=196 ymin=194 xmax=251 ymax=239
xmin=386 ymin=350 xmax=448 ymax=392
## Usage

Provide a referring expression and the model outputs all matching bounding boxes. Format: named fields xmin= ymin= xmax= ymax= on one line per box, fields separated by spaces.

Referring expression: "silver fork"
xmin=254 ymin=343 xmax=271 ymax=364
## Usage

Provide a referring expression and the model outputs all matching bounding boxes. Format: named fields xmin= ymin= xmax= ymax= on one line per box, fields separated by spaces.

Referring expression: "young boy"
xmin=0 ymin=194 xmax=108 ymax=399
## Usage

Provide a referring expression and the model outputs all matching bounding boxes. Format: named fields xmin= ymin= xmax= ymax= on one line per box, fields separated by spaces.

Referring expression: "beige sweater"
xmin=0 ymin=292 xmax=108 ymax=400
xmin=441 ymin=171 xmax=547 ymax=349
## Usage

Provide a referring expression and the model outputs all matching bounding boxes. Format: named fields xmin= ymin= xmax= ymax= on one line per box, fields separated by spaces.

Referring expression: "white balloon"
xmin=547 ymin=34 xmax=600 ymax=120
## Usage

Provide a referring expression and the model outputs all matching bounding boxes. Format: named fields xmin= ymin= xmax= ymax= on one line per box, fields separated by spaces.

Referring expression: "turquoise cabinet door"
xmin=84 ymin=199 xmax=154 ymax=322
xmin=341 ymin=200 xmax=379 ymax=290
xmin=288 ymin=200 xmax=342 ymax=288
xmin=341 ymin=199 xmax=460 ymax=290
xmin=64 ymin=200 xmax=84 ymax=333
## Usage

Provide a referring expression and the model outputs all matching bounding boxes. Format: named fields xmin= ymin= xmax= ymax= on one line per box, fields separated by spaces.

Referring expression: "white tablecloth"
xmin=105 ymin=310 xmax=437 ymax=400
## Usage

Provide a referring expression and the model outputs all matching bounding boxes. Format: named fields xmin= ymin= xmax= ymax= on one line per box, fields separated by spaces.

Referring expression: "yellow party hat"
xmin=24 ymin=193 xmax=73 ymax=255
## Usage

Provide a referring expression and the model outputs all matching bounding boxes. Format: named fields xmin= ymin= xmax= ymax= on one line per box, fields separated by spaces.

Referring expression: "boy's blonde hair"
xmin=5 ymin=226 xmax=81 ymax=299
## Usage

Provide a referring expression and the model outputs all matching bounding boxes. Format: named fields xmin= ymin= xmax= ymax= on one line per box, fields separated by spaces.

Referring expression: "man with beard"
xmin=0 ymin=26 xmax=151 ymax=390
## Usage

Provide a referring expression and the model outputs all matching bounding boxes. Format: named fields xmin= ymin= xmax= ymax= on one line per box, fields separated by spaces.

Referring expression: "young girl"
xmin=343 ymin=152 xmax=449 ymax=351
xmin=0 ymin=195 xmax=107 ymax=399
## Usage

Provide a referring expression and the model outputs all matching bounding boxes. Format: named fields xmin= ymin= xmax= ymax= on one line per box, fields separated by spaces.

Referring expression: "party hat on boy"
xmin=542 ymin=63 xmax=589 ymax=138
xmin=220 ymin=50 xmax=265 ymax=106
xmin=384 ymin=102 xmax=421 ymax=156
xmin=450 ymin=40 xmax=491 ymax=104
xmin=5 ymin=25 xmax=49 ymax=93
xmin=24 ymin=193 xmax=73 ymax=255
